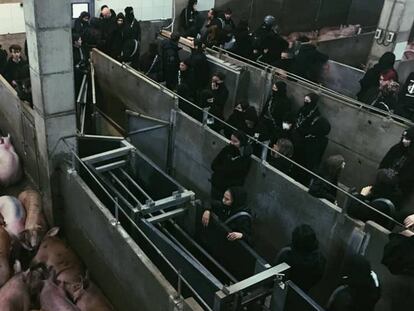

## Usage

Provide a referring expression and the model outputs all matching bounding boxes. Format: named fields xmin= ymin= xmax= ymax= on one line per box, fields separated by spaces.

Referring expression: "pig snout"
xmin=0 ymin=196 xmax=26 ymax=238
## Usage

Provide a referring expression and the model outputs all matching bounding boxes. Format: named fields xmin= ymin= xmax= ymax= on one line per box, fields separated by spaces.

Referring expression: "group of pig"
xmin=285 ymin=24 xmax=362 ymax=43
xmin=0 ymin=190 xmax=114 ymax=311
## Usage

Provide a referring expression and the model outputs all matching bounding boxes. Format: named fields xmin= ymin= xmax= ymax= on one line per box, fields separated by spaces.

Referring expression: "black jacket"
xmin=211 ymin=144 xmax=251 ymax=194
xmin=179 ymin=7 xmax=199 ymax=37
xmin=2 ymin=58 xmax=29 ymax=84
xmin=382 ymin=233 xmax=414 ymax=276
xmin=210 ymin=83 xmax=229 ymax=119
xmin=252 ymin=25 xmax=288 ymax=60
xmin=292 ymin=44 xmax=329 ymax=83
xmin=308 ymin=176 xmax=338 ymax=203
xmin=396 ymin=73 xmax=414 ymax=121
xmin=190 ymin=50 xmax=210 ymax=91
xmin=275 ymin=246 xmax=326 ymax=292
xmin=205 ymin=187 xmax=252 ymax=241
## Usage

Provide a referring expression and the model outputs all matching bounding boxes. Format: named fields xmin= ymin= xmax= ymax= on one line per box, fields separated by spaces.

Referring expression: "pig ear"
xmin=45 ymin=227 xmax=60 ymax=238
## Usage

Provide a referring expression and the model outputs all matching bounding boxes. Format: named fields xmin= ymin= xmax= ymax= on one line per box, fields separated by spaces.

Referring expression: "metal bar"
xmin=108 ymin=170 xmax=142 ymax=207
xmin=96 ymin=160 xmax=127 ymax=173
xmin=167 ymin=219 xmax=239 ymax=284
xmin=80 ymin=103 xmax=86 ymax=135
xmin=79 ymin=134 xmax=124 ymax=141
xmin=81 ymin=146 xmax=132 ymax=164
xmin=76 ymin=74 xmax=87 ymax=104
xmin=63 ymin=138 xmax=213 ymax=310
xmin=119 ymin=168 xmax=153 ymax=201
xmin=166 ymin=109 xmax=177 ymax=175
xmin=128 ymin=124 xmax=169 ymax=136
xmin=97 ymin=170 xmax=137 ymax=212
xmin=221 ymin=263 xmax=290 ymax=295
xmin=141 ymin=191 xmax=194 ymax=215
xmin=126 ymin=109 xmax=170 ymax=125
xmin=147 ymin=208 xmax=187 ymax=223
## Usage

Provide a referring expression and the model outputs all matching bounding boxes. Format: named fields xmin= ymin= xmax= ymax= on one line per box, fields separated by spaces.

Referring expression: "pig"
xmin=40 ymin=269 xmax=80 ymax=311
xmin=65 ymin=272 xmax=114 ymax=311
xmin=0 ymin=196 xmax=26 ymax=238
xmin=0 ymin=272 xmax=31 ymax=310
xmin=0 ymin=225 xmax=11 ymax=287
xmin=31 ymin=227 xmax=85 ymax=297
xmin=18 ymin=190 xmax=48 ymax=251
xmin=0 ymin=134 xmax=22 ymax=187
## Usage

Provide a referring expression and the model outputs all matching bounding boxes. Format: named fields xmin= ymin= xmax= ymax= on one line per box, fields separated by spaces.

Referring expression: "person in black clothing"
xmin=99 ymin=7 xmax=117 ymax=54
xmin=274 ymin=49 xmax=295 ymax=72
xmin=189 ymin=39 xmax=210 ymax=93
xmin=200 ymin=8 xmax=223 ymax=43
xmin=395 ymin=72 xmax=414 ymax=121
xmin=308 ymin=155 xmax=345 ymax=204
xmin=83 ymin=17 xmax=104 ymax=51
xmin=139 ymin=42 xmax=162 ymax=81
xmin=256 ymin=81 xmax=292 ymax=142
xmin=230 ymin=20 xmax=254 ymax=60
xmin=196 ymin=89 xmax=215 ymax=122
xmin=0 ymin=44 xmax=7 ymax=74
xmin=2 ymin=44 xmax=29 ymax=88
xmin=357 ymin=52 xmax=398 ymax=101
xmin=210 ymin=131 xmax=252 ymax=200
xmin=243 ymin=106 xmax=259 ymax=137
xmin=379 ymin=127 xmax=414 ymax=204
xmin=124 ymin=7 xmax=141 ymax=44
xmin=177 ymin=59 xmax=194 ymax=99
xmin=347 ymin=169 xmax=402 ymax=229
xmin=201 ymin=187 xmax=252 ymax=242
xmin=108 ymin=13 xmax=126 ymax=60
xmin=210 ymin=72 xmax=229 ymax=121
xmin=161 ymin=32 xmax=181 ymax=90
xmin=327 ymin=255 xmax=381 ymax=311
xmin=72 ymin=33 xmax=89 ymax=96
xmin=220 ymin=8 xmax=236 ymax=46
xmin=267 ymin=138 xmax=294 ymax=176
xmin=252 ymin=15 xmax=288 ymax=63
xmin=179 ymin=0 xmax=199 ymax=38
xmin=73 ymin=11 xmax=90 ymax=39
xmin=225 ymin=100 xmax=250 ymax=138
xmin=291 ymin=39 xmax=329 ymax=83
xmin=275 ymin=224 xmax=326 ymax=293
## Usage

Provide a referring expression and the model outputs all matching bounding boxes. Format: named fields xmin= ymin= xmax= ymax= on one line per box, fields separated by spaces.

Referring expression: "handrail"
xmin=209 ymin=46 xmax=414 ymax=127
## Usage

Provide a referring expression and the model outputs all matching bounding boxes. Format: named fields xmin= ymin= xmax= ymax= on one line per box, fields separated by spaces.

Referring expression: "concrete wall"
xmin=58 ymin=166 xmax=197 ymax=311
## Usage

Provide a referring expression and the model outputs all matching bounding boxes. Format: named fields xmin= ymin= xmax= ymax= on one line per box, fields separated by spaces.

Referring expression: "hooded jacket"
xmin=73 ymin=11 xmax=90 ymax=37
xmin=211 ymin=139 xmax=252 ymax=194
xmin=295 ymin=93 xmax=321 ymax=136
xmin=261 ymin=81 xmax=292 ymax=129
xmin=275 ymin=224 xmax=326 ymax=292
xmin=357 ymin=52 xmax=397 ymax=101
xmin=379 ymin=127 xmax=414 ymax=197
xmin=206 ymin=187 xmax=252 ymax=241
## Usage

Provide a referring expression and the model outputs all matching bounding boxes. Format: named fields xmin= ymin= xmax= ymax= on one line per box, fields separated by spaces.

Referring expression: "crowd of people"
xmin=0 ymin=2 xmax=413 ymax=310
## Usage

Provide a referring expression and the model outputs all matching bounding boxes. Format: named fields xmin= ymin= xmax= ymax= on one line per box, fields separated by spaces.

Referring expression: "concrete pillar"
xmin=367 ymin=0 xmax=414 ymax=66
xmin=23 ymin=0 xmax=77 ymax=224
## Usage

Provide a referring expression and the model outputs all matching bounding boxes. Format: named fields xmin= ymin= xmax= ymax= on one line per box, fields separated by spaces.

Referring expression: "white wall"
xmin=0 ymin=3 xmax=25 ymax=35
xmin=197 ymin=0 xmax=215 ymax=11
xmin=95 ymin=0 xmax=172 ymax=20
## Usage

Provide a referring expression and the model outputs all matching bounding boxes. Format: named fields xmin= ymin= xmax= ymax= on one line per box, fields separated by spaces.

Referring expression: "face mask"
xmin=282 ymin=122 xmax=292 ymax=130
xmin=402 ymin=138 xmax=411 ymax=147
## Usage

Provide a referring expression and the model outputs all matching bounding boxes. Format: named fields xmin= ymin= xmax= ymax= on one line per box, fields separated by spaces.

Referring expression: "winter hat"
xmin=403 ymin=127 xmax=414 ymax=140
xmin=228 ymin=186 xmax=247 ymax=209
xmin=306 ymin=92 xmax=320 ymax=104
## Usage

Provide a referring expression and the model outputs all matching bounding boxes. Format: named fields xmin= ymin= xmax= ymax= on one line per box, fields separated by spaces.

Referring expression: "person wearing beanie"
xmin=107 ymin=13 xmax=126 ymax=60
xmin=379 ymin=127 xmax=414 ymax=204
xmin=210 ymin=131 xmax=252 ymax=200
xmin=225 ymin=100 xmax=251 ymax=138
xmin=124 ymin=7 xmax=141 ymax=42
xmin=275 ymin=224 xmax=326 ymax=292
xmin=358 ymin=52 xmax=398 ymax=101
xmin=201 ymin=186 xmax=252 ymax=242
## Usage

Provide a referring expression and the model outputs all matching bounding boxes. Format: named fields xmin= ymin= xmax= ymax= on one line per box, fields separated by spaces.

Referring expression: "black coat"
xmin=190 ymin=50 xmax=210 ymax=91
xmin=275 ymin=246 xmax=326 ymax=292
xmin=211 ymin=83 xmax=229 ymax=119
xmin=308 ymin=175 xmax=338 ymax=203
xmin=382 ymin=233 xmax=414 ymax=276
xmin=231 ymin=29 xmax=254 ymax=60
xmin=161 ymin=40 xmax=181 ymax=89
xmin=211 ymin=144 xmax=251 ymax=194
xmin=179 ymin=7 xmax=199 ymax=37
xmin=395 ymin=73 xmax=414 ymax=121
xmin=252 ymin=25 xmax=288 ymax=60
xmin=292 ymin=44 xmax=329 ymax=83
xmin=2 ymin=58 xmax=29 ymax=84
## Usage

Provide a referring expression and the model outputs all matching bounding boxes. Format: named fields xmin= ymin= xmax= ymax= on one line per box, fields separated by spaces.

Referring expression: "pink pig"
xmin=0 ymin=134 xmax=22 ymax=187
xmin=0 ymin=196 xmax=26 ymax=238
